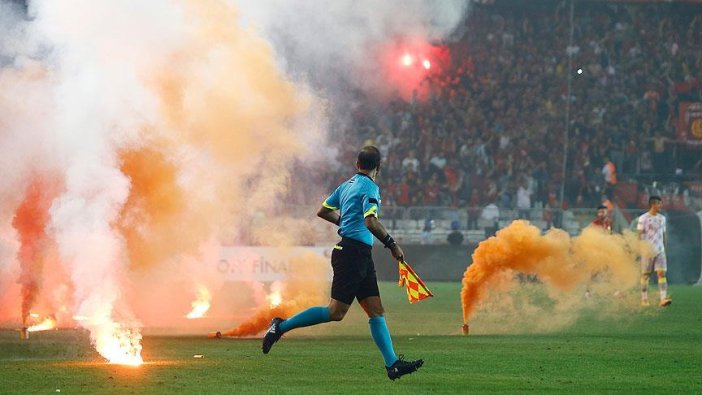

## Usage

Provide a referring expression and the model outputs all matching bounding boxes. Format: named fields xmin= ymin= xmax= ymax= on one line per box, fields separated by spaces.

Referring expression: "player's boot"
xmin=262 ymin=317 xmax=284 ymax=354
xmin=640 ymin=299 xmax=650 ymax=307
xmin=659 ymin=298 xmax=672 ymax=307
xmin=386 ymin=355 xmax=424 ymax=380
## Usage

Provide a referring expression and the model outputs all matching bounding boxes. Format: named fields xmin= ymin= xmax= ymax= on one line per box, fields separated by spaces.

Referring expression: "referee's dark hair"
xmin=649 ymin=195 xmax=662 ymax=205
xmin=597 ymin=205 xmax=607 ymax=210
xmin=357 ymin=146 xmax=381 ymax=170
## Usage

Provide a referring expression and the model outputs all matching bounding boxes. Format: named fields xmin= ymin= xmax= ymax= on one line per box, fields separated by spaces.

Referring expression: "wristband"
xmin=382 ymin=234 xmax=396 ymax=249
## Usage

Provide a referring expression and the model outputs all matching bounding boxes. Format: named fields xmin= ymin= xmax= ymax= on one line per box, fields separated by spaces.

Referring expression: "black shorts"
xmin=330 ymin=237 xmax=380 ymax=305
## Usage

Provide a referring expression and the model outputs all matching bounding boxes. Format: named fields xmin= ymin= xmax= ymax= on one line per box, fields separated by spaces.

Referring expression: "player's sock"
xmin=279 ymin=306 xmax=330 ymax=333
xmin=657 ymin=271 xmax=668 ymax=300
xmin=640 ymin=273 xmax=650 ymax=301
xmin=369 ymin=315 xmax=398 ymax=367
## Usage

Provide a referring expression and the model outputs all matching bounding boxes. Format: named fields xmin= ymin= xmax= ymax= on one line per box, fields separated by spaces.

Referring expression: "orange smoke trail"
xmin=461 ymin=220 xmax=645 ymax=326
xmin=216 ymin=288 xmax=326 ymax=338
xmin=216 ymin=252 xmax=330 ymax=337
xmin=216 ymin=301 xmax=300 ymax=337
xmin=118 ymin=147 xmax=208 ymax=270
xmin=11 ymin=177 xmax=60 ymax=324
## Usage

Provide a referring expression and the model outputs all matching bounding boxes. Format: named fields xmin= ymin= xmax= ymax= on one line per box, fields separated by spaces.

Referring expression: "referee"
xmin=262 ymin=146 xmax=424 ymax=380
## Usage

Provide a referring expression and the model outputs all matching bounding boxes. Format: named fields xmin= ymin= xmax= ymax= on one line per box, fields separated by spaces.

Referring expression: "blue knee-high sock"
xmin=280 ymin=306 xmax=331 ymax=333
xmin=369 ymin=316 xmax=398 ymax=367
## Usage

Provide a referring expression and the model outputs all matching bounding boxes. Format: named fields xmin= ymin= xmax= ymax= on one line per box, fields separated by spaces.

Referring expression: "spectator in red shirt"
xmin=590 ymin=205 xmax=613 ymax=233
xmin=394 ymin=176 xmax=412 ymax=206
xmin=423 ymin=174 xmax=440 ymax=205
xmin=467 ymin=192 xmax=481 ymax=230
xmin=443 ymin=158 xmax=462 ymax=207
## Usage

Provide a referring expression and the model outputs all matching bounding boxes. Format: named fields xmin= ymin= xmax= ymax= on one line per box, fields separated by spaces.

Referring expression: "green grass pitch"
xmin=1 ymin=282 xmax=701 ymax=394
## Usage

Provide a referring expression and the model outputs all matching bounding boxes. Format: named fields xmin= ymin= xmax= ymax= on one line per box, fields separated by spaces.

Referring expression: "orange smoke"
xmin=216 ymin=301 xmax=299 ymax=338
xmin=148 ymin=0 xmax=311 ymax=243
xmin=155 ymin=0 xmax=304 ymax=164
xmin=216 ymin=252 xmax=330 ymax=337
xmin=12 ymin=176 xmax=61 ymax=324
xmin=461 ymin=220 xmax=646 ymax=326
xmin=118 ymin=147 xmax=209 ymax=270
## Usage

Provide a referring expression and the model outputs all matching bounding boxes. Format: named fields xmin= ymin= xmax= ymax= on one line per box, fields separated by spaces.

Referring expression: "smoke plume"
xmin=0 ymin=0 xmax=323 ymax=363
xmin=461 ymin=221 xmax=652 ymax=333
xmin=215 ymin=251 xmax=329 ymax=337
xmin=11 ymin=176 xmax=61 ymax=324
xmin=0 ymin=0 xmax=468 ymax=362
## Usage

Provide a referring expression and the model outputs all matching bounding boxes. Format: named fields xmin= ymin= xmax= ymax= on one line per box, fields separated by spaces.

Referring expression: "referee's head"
xmin=357 ymin=146 xmax=381 ymax=171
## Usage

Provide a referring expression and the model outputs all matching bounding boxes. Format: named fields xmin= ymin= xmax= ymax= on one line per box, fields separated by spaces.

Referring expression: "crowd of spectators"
xmin=327 ymin=1 xmax=702 ymax=215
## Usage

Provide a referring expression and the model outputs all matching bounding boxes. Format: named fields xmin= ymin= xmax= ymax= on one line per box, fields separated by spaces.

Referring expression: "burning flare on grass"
xmin=27 ymin=316 xmax=56 ymax=332
xmin=186 ymin=285 xmax=212 ymax=319
xmin=461 ymin=221 xmax=647 ymax=330
xmin=95 ymin=326 xmax=143 ymax=366
xmin=74 ymin=311 xmax=143 ymax=365
xmin=267 ymin=291 xmax=282 ymax=308
xmin=267 ymin=281 xmax=283 ymax=308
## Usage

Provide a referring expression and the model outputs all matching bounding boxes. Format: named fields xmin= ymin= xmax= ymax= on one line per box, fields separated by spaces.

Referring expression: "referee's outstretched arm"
xmin=365 ymin=216 xmax=404 ymax=262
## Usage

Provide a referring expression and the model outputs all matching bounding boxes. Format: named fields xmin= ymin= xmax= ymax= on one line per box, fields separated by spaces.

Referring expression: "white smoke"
xmin=29 ymin=0 xmax=186 ymax=361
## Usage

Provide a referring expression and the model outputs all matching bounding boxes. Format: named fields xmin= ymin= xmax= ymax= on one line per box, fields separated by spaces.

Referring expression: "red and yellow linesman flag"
xmin=398 ymin=260 xmax=433 ymax=303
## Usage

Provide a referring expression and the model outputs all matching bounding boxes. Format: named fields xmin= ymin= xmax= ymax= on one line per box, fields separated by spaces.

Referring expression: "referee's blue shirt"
xmin=322 ymin=173 xmax=380 ymax=247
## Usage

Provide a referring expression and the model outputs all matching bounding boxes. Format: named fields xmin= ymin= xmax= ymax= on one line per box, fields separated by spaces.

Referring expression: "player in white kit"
xmin=637 ymin=196 xmax=672 ymax=307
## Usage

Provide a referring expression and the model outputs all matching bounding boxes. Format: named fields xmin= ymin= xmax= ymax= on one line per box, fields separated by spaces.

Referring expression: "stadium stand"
xmin=324 ymin=0 xmax=702 ymax=243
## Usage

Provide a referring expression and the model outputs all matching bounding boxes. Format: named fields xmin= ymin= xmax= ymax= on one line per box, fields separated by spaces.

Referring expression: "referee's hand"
xmin=390 ymin=244 xmax=404 ymax=262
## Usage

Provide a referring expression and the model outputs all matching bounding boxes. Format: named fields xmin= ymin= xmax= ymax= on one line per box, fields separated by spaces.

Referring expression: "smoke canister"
xmin=19 ymin=327 xmax=29 ymax=340
xmin=462 ymin=323 xmax=469 ymax=335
